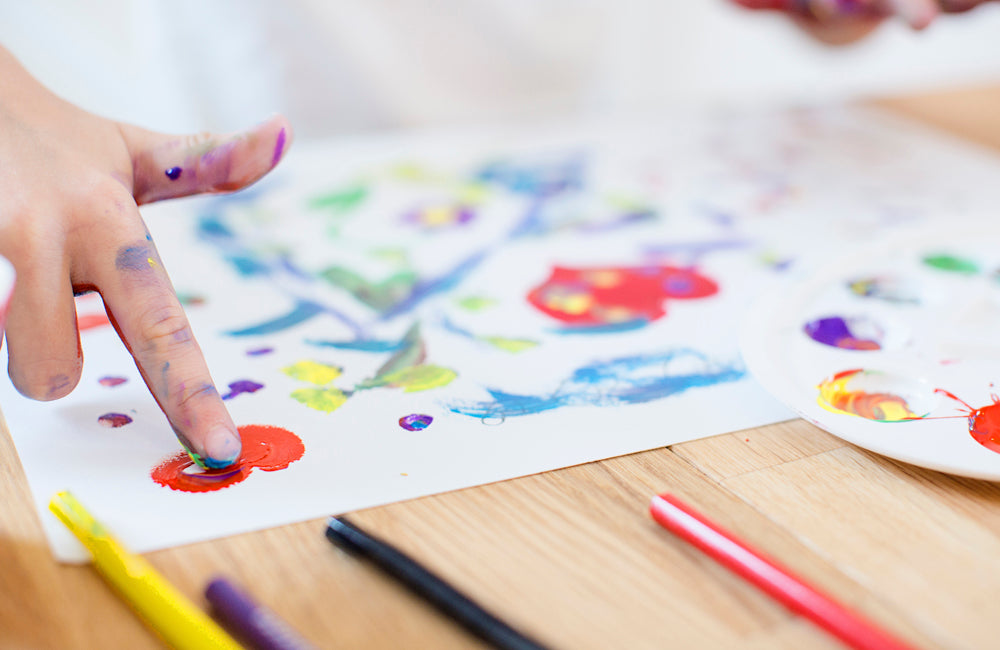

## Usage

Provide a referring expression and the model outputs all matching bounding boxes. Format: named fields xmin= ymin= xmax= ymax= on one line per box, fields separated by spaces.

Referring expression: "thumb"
xmin=121 ymin=114 xmax=292 ymax=205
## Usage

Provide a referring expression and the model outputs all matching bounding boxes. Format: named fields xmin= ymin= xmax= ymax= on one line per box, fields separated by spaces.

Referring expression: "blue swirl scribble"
xmin=447 ymin=348 xmax=744 ymax=419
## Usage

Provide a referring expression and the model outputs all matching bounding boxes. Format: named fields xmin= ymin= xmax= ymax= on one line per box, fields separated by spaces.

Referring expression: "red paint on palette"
xmin=526 ymin=265 xmax=718 ymax=327
xmin=151 ymin=424 xmax=304 ymax=493
xmin=965 ymin=396 xmax=1000 ymax=455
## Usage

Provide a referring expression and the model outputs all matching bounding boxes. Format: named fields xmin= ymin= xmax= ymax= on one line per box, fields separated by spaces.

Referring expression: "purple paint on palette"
xmin=165 ymin=166 xmax=182 ymax=180
xmin=98 ymin=413 xmax=133 ymax=428
xmin=221 ymin=379 xmax=265 ymax=401
xmin=246 ymin=347 xmax=274 ymax=357
xmin=272 ymin=128 xmax=287 ymax=166
xmin=803 ymin=316 xmax=880 ymax=351
xmin=98 ymin=376 xmax=128 ymax=388
xmin=398 ymin=414 xmax=433 ymax=431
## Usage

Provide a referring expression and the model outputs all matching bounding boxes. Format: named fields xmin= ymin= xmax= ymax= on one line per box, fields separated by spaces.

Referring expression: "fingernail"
xmin=202 ymin=425 xmax=242 ymax=469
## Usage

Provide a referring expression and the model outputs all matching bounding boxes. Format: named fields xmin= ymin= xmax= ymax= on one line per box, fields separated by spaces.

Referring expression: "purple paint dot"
xmin=165 ymin=166 xmax=183 ymax=180
xmin=98 ymin=376 xmax=128 ymax=388
xmin=399 ymin=413 xmax=433 ymax=431
xmin=98 ymin=412 xmax=133 ymax=428
xmin=221 ymin=379 xmax=265 ymax=401
xmin=246 ymin=347 xmax=274 ymax=357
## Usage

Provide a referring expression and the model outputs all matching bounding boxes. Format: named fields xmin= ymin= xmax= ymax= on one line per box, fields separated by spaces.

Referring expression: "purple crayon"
xmin=205 ymin=577 xmax=317 ymax=650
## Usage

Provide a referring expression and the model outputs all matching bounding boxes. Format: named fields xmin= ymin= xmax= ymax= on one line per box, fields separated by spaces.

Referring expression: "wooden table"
xmin=4 ymin=88 xmax=1000 ymax=650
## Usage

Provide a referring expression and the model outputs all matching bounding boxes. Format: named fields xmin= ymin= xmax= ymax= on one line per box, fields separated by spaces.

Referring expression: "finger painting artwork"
xmin=6 ymin=106 xmax=1000 ymax=560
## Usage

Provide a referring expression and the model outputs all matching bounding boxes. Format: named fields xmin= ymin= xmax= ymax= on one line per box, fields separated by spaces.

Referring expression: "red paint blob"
xmin=151 ymin=424 xmax=304 ymax=493
xmin=526 ymin=265 xmax=718 ymax=327
xmin=970 ymin=399 xmax=1000 ymax=455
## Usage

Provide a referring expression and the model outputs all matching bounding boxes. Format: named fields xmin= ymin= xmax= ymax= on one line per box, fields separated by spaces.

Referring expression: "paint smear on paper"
xmin=923 ymin=254 xmax=979 ymax=275
xmin=98 ymin=376 xmax=128 ymax=388
xmin=448 ymin=348 xmax=743 ymax=418
xmin=320 ymin=267 xmax=418 ymax=312
xmin=816 ymin=369 xmax=918 ymax=421
xmin=309 ymin=184 xmax=369 ymax=213
xmin=404 ymin=204 xmax=475 ymax=230
xmin=455 ymin=296 xmax=496 ymax=312
xmin=527 ymin=265 xmax=718 ymax=329
xmin=803 ymin=316 xmax=881 ymax=351
xmin=151 ymin=424 xmax=304 ymax=493
xmin=359 ymin=365 xmax=456 ymax=393
xmin=98 ymin=413 xmax=133 ymax=428
xmin=290 ymin=387 xmax=349 ymax=413
xmin=399 ymin=414 xmax=433 ymax=431
xmin=221 ymin=379 xmax=265 ymax=401
xmin=246 ymin=347 xmax=274 ymax=356
xmin=282 ymin=360 xmax=342 ymax=385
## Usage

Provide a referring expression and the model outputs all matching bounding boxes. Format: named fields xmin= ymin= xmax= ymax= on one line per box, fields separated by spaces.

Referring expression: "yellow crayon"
xmin=49 ymin=491 xmax=242 ymax=650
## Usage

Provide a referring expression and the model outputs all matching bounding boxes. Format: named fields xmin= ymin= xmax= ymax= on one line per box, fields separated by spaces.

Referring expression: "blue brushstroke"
xmin=304 ymin=338 xmax=405 ymax=352
xmin=552 ymin=319 xmax=649 ymax=335
xmin=643 ymin=238 xmax=750 ymax=259
xmin=227 ymin=253 xmax=270 ymax=277
xmin=447 ymin=349 xmax=745 ymax=419
xmin=197 ymin=214 xmax=234 ymax=240
xmin=476 ymin=157 xmax=585 ymax=197
xmin=226 ymin=300 xmax=326 ymax=336
xmin=379 ymin=250 xmax=489 ymax=321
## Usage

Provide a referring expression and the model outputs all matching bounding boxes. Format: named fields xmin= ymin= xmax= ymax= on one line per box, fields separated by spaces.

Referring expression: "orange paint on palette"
xmin=151 ymin=424 xmax=304 ymax=493
xmin=816 ymin=369 xmax=918 ymax=422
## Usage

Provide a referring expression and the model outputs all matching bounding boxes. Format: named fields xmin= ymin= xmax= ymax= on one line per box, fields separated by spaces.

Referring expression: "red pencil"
xmin=649 ymin=493 xmax=916 ymax=650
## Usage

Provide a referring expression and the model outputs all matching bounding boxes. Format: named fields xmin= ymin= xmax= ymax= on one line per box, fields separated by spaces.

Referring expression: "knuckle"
xmin=132 ymin=302 xmax=195 ymax=359
xmin=172 ymin=380 xmax=220 ymax=414
xmin=73 ymin=175 xmax=134 ymax=222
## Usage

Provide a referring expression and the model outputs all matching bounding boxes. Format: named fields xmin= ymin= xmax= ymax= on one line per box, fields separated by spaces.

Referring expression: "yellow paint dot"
xmin=147 ymin=257 xmax=158 ymax=268
xmin=282 ymin=360 xmax=343 ymax=385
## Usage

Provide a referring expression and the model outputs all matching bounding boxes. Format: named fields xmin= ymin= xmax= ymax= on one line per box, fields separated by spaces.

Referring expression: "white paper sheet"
xmin=5 ymin=105 xmax=1000 ymax=562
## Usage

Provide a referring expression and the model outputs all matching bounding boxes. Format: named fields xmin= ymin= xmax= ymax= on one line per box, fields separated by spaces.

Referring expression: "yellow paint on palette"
xmin=291 ymin=387 xmax=349 ymax=413
xmin=816 ymin=369 xmax=916 ymax=422
xmin=282 ymin=360 xmax=343 ymax=386
xmin=380 ymin=365 xmax=457 ymax=393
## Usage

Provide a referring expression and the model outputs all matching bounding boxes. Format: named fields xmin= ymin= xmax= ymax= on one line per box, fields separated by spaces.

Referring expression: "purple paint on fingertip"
xmin=272 ymin=128 xmax=287 ymax=167
xmin=165 ymin=166 xmax=183 ymax=180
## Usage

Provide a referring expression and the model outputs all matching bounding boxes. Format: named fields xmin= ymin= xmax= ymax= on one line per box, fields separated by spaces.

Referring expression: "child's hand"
xmin=0 ymin=45 xmax=292 ymax=469
xmin=733 ymin=0 xmax=991 ymax=44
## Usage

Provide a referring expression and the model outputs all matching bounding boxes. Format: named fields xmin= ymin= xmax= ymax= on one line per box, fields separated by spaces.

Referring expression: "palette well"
xmin=742 ymin=223 xmax=1000 ymax=480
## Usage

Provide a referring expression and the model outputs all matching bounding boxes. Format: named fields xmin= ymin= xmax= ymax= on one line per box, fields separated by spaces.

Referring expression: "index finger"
xmin=92 ymin=217 xmax=241 ymax=469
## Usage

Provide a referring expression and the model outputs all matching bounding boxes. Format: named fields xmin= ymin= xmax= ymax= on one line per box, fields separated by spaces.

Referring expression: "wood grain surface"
xmin=3 ymin=88 xmax=1000 ymax=649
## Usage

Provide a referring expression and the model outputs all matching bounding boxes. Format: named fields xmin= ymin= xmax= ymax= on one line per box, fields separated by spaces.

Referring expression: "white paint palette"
xmin=742 ymin=223 xmax=1000 ymax=480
